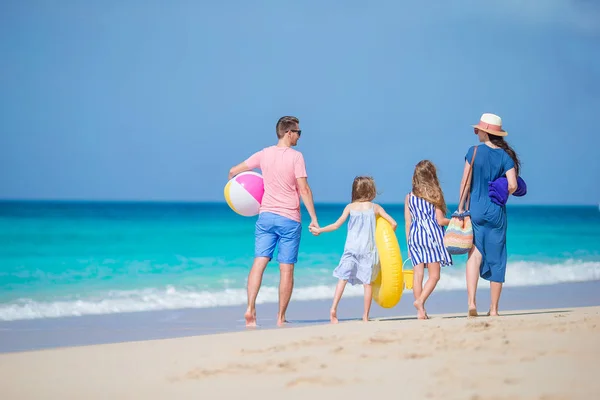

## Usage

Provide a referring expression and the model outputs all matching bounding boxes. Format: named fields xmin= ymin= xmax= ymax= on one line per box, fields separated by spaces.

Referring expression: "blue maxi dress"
xmin=466 ymin=145 xmax=515 ymax=283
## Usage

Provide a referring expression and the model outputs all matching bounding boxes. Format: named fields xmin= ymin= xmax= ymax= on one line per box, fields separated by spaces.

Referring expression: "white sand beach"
xmin=1 ymin=305 xmax=598 ymax=399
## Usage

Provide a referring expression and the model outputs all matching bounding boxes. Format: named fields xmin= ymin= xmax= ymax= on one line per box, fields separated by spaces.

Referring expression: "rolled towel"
xmin=488 ymin=176 xmax=527 ymax=206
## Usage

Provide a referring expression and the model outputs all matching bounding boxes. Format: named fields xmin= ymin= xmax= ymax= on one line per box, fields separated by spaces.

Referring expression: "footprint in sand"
xmin=181 ymin=358 xmax=314 ymax=381
xmin=368 ymin=336 xmax=395 ymax=344
xmin=402 ymin=352 xmax=431 ymax=359
xmin=468 ymin=321 xmax=493 ymax=331
xmin=520 ymin=355 xmax=537 ymax=362
xmin=286 ymin=376 xmax=346 ymax=388
xmin=240 ymin=336 xmax=338 ymax=354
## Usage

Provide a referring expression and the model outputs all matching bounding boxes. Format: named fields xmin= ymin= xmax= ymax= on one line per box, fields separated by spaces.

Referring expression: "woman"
xmin=458 ymin=113 xmax=520 ymax=317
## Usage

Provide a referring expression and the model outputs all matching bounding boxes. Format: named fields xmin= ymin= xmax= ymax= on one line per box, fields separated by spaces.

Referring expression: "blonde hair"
xmin=351 ymin=176 xmax=377 ymax=202
xmin=412 ymin=160 xmax=447 ymax=214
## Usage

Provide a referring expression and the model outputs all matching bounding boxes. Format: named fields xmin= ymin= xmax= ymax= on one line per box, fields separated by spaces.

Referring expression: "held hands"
xmin=309 ymin=219 xmax=320 ymax=236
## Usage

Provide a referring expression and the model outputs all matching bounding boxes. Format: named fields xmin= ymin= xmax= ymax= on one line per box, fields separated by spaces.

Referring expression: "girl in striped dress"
xmin=404 ymin=160 xmax=453 ymax=319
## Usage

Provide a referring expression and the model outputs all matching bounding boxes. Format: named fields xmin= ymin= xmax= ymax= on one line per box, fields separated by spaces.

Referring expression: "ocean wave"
xmin=0 ymin=259 xmax=599 ymax=321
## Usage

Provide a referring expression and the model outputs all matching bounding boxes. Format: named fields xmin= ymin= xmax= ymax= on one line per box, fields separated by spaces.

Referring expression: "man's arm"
xmin=228 ymin=150 xmax=262 ymax=180
xmin=297 ymin=177 xmax=319 ymax=229
xmin=228 ymin=162 xmax=251 ymax=180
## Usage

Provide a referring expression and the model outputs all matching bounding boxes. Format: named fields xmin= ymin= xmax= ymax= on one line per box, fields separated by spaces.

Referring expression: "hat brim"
xmin=472 ymin=125 xmax=508 ymax=137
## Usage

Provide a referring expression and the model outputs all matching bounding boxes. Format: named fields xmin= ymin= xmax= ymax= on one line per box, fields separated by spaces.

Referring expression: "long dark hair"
xmin=489 ymin=135 xmax=521 ymax=175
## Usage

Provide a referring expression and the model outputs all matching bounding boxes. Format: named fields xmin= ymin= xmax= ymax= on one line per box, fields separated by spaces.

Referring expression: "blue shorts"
xmin=255 ymin=212 xmax=302 ymax=264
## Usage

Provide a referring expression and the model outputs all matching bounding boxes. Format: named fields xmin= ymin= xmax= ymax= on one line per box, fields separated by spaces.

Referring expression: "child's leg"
xmin=419 ymin=262 xmax=441 ymax=304
xmin=414 ymin=262 xmax=441 ymax=319
xmin=330 ymin=279 xmax=347 ymax=323
xmin=362 ymin=283 xmax=372 ymax=322
xmin=412 ymin=262 xmax=426 ymax=319
xmin=412 ymin=263 xmax=425 ymax=301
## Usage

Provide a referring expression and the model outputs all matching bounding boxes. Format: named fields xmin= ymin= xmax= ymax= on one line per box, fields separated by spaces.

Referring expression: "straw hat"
xmin=472 ymin=113 xmax=507 ymax=137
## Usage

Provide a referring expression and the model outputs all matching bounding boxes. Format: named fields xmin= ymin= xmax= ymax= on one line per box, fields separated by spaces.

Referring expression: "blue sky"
xmin=1 ymin=1 xmax=599 ymax=205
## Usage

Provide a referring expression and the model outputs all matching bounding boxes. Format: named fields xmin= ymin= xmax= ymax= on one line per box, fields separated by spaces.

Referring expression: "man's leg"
xmin=277 ymin=262 xmax=294 ymax=326
xmin=275 ymin=216 xmax=302 ymax=326
xmin=245 ymin=256 xmax=270 ymax=327
xmin=248 ymin=213 xmax=277 ymax=327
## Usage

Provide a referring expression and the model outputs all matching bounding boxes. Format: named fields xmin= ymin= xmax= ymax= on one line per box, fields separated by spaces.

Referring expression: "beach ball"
xmin=224 ymin=171 xmax=264 ymax=217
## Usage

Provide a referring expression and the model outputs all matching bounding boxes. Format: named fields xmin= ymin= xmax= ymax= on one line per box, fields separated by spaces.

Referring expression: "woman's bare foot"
xmin=414 ymin=299 xmax=427 ymax=320
xmin=244 ymin=309 xmax=256 ymax=327
xmin=362 ymin=315 xmax=369 ymax=322
xmin=330 ymin=309 xmax=338 ymax=324
xmin=487 ymin=310 xmax=500 ymax=317
xmin=468 ymin=307 xmax=478 ymax=317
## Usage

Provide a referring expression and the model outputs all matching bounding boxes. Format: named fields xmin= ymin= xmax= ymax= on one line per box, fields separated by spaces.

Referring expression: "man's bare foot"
xmin=244 ymin=309 xmax=256 ymax=327
xmin=414 ymin=299 xmax=427 ymax=320
xmin=330 ymin=309 xmax=339 ymax=324
xmin=276 ymin=314 xmax=289 ymax=327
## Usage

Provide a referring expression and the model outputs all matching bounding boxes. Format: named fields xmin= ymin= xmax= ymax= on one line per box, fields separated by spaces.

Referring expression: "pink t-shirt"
xmin=245 ymin=146 xmax=307 ymax=222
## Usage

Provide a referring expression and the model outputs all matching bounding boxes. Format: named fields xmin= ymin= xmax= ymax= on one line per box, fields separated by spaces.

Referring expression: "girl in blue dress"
xmin=460 ymin=113 xmax=520 ymax=317
xmin=405 ymin=160 xmax=453 ymax=319
xmin=310 ymin=176 xmax=397 ymax=323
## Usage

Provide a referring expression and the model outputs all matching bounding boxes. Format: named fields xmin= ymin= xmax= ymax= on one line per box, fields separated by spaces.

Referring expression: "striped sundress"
xmin=408 ymin=193 xmax=453 ymax=268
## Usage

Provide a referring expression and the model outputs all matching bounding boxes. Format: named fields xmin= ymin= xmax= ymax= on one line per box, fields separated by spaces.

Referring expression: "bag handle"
xmin=458 ymin=147 xmax=477 ymax=212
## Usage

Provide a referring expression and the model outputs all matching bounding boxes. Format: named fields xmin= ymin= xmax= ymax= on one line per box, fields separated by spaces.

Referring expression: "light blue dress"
xmin=332 ymin=206 xmax=380 ymax=285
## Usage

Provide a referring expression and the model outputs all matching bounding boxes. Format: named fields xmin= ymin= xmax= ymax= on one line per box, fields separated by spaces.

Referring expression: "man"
xmin=228 ymin=116 xmax=319 ymax=327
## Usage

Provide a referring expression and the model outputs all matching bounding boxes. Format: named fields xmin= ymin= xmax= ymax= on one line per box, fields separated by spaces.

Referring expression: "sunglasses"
xmin=290 ymin=129 xmax=301 ymax=137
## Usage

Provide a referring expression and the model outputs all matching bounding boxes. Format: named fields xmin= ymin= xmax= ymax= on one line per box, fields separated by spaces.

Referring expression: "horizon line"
xmin=0 ymin=198 xmax=597 ymax=208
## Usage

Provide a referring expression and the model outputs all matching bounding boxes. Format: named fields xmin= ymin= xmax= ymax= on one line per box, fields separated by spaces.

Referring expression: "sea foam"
xmin=0 ymin=260 xmax=599 ymax=321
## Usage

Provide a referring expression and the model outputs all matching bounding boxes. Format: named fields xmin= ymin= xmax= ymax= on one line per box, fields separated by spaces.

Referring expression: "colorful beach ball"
xmin=224 ymin=171 xmax=264 ymax=217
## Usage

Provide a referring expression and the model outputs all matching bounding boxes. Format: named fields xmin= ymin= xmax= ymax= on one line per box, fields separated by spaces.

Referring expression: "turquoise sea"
xmin=1 ymin=201 xmax=599 ymax=321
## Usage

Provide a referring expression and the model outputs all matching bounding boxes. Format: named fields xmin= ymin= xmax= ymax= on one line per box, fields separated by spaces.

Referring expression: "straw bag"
xmin=444 ymin=147 xmax=477 ymax=255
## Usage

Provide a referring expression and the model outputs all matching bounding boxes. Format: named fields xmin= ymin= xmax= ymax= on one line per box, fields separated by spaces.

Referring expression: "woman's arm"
xmin=505 ymin=168 xmax=517 ymax=195
xmin=435 ymin=208 xmax=450 ymax=226
xmin=374 ymin=204 xmax=398 ymax=231
xmin=311 ymin=205 xmax=350 ymax=235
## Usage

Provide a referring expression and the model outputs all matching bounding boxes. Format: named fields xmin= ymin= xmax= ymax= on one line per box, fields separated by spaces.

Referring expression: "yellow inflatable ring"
xmin=372 ymin=216 xmax=404 ymax=308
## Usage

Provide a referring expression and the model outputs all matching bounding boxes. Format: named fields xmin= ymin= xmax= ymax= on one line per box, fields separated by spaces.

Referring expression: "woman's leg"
xmin=489 ymin=282 xmax=502 ymax=316
xmin=330 ymin=279 xmax=347 ymax=323
xmin=363 ymin=283 xmax=372 ymax=322
xmin=466 ymin=246 xmax=482 ymax=316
